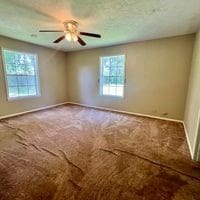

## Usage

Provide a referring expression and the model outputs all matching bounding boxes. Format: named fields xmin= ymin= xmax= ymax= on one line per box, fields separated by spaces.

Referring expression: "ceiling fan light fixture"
xmin=39 ymin=19 xmax=101 ymax=46
xmin=72 ymin=33 xmax=78 ymax=41
xmin=65 ymin=32 xmax=78 ymax=42
xmin=65 ymin=32 xmax=72 ymax=41
xmin=67 ymin=23 xmax=72 ymax=29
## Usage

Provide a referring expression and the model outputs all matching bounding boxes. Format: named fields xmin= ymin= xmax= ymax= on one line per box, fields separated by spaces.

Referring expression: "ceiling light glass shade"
xmin=65 ymin=32 xmax=78 ymax=42
xmin=65 ymin=33 xmax=72 ymax=41
xmin=72 ymin=33 xmax=78 ymax=41
xmin=67 ymin=23 xmax=73 ymax=30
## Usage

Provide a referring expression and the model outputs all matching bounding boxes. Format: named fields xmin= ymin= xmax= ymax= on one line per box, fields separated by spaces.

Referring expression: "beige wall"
xmin=184 ymin=30 xmax=200 ymax=161
xmin=0 ymin=36 xmax=68 ymax=117
xmin=66 ymin=35 xmax=194 ymax=120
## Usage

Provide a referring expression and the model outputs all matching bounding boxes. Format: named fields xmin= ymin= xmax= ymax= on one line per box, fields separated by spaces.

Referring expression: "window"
xmin=2 ymin=49 xmax=40 ymax=100
xmin=99 ymin=55 xmax=125 ymax=97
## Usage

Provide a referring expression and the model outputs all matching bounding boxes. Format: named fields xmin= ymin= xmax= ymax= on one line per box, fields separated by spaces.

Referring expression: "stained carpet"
xmin=0 ymin=104 xmax=200 ymax=200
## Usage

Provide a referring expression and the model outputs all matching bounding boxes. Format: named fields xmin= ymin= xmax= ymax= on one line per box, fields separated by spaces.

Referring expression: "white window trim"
xmin=1 ymin=48 xmax=41 ymax=101
xmin=99 ymin=54 xmax=126 ymax=98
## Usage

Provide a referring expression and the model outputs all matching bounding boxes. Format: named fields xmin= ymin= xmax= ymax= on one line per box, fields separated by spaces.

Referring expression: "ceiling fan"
xmin=39 ymin=20 xmax=101 ymax=46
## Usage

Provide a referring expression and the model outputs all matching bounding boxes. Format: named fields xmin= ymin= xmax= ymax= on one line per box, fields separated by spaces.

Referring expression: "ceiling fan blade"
xmin=79 ymin=32 xmax=101 ymax=38
xmin=39 ymin=30 xmax=64 ymax=32
xmin=53 ymin=35 xmax=65 ymax=43
xmin=77 ymin=36 xmax=86 ymax=46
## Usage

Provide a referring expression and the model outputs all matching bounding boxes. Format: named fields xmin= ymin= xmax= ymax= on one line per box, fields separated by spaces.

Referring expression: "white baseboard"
xmin=0 ymin=101 xmax=184 ymax=123
xmin=0 ymin=102 xmax=68 ymax=119
xmin=67 ymin=101 xmax=183 ymax=123
xmin=182 ymin=122 xmax=194 ymax=159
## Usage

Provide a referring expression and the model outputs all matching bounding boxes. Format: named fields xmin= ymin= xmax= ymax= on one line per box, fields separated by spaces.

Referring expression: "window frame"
xmin=99 ymin=54 xmax=126 ymax=98
xmin=1 ymin=48 xmax=41 ymax=101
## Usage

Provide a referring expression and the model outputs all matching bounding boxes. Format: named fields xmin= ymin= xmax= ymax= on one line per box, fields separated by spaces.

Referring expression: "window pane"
xmin=27 ymin=75 xmax=36 ymax=85
xmin=103 ymin=76 xmax=109 ymax=84
xmin=15 ymin=65 xmax=27 ymax=75
xmin=17 ymin=75 xmax=27 ymax=86
xmin=110 ymin=57 xmax=118 ymax=66
xmin=103 ymin=65 xmax=109 ymax=76
xmin=110 ymin=67 xmax=117 ymax=76
xmin=26 ymin=65 xmax=35 ymax=75
xmin=117 ymin=77 xmax=124 ymax=85
xmin=3 ymin=49 xmax=39 ymax=99
xmin=4 ymin=51 xmax=14 ymax=63
xmin=118 ymin=55 xmax=125 ymax=66
xmin=7 ymin=75 xmax=18 ymax=86
xmin=8 ymin=87 xmax=18 ymax=97
xmin=103 ymin=85 xmax=109 ymax=95
xmin=28 ymin=86 xmax=37 ymax=95
xmin=26 ymin=54 xmax=36 ymax=66
xmin=6 ymin=64 xmax=16 ymax=74
xmin=109 ymin=86 xmax=116 ymax=96
xmin=117 ymin=67 xmax=124 ymax=77
xmin=102 ymin=57 xmax=110 ymax=67
xmin=18 ymin=86 xmax=29 ymax=96
xmin=116 ymin=86 xmax=123 ymax=96
xmin=109 ymin=76 xmax=117 ymax=85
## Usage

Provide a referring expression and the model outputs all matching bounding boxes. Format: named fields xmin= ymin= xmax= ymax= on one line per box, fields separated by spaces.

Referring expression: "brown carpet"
xmin=0 ymin=104 xmax=200 ymax=200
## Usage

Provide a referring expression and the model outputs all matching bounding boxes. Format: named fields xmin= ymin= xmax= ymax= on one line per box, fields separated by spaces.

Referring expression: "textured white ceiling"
xmin=0 ymin=0 xmax=200 ymax=52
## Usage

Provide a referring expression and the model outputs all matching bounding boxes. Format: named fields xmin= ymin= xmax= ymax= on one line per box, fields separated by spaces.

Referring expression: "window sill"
xmin=7 ymin=94 xmax=41 ymax=102
xmin=99 ymin=94 xmax=124 ymax=99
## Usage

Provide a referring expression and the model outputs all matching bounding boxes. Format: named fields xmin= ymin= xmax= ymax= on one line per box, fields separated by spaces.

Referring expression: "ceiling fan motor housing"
xmin=64 ymin=20 xmax=78 ymax=33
